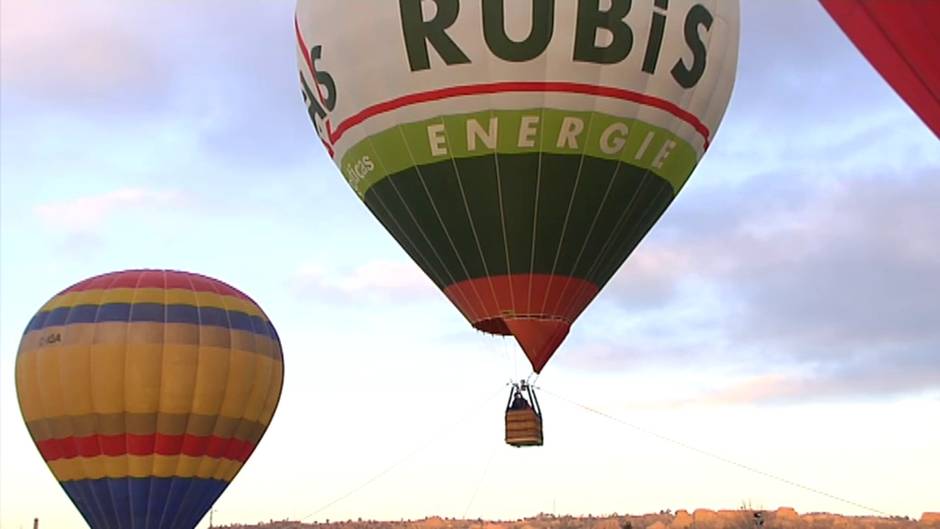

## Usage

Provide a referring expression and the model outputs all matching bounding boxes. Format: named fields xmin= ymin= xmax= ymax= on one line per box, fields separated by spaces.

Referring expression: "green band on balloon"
xmin=338 ymin=108 xmax=699 ymax=198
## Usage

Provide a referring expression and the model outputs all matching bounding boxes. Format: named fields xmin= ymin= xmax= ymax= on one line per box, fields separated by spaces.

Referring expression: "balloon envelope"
xmin=296 ymin=1 xmax=739 ymax=371
xmin=15 ymin=270 xmax=284 ymax=529
xmin=821 ymin=0 xmax=940 ymax=138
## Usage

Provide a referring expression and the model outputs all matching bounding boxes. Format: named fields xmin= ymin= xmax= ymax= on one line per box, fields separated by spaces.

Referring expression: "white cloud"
xmin=293 ymin=259 xmax=438 ymax=303
xmin=0 ymin=2 xmax=171 ymax=112
xmin=34 ymin=188 xmax=182 ymax=233
xmin=568 ymin=165 xmax=940 ymax=400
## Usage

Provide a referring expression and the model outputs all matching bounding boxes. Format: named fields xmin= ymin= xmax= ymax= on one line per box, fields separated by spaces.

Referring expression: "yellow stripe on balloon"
xmin=17 ymin=340 xmax=283 ymax=422
xmin=49 ymin=455 xmax=242 ymax=482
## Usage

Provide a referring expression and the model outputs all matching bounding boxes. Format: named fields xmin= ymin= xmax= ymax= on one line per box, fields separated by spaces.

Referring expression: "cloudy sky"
xmin=1 ymin=1 xmax=938 ymax=528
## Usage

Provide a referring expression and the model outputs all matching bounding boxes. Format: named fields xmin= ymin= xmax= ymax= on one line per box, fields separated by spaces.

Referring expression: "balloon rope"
xmin=462 ymin=440 xmax=500 ymax=519
xmin=540 ymin=388 xmax=891 ymax=517
xmin=298 ymin=386 xmax=505 ymax=521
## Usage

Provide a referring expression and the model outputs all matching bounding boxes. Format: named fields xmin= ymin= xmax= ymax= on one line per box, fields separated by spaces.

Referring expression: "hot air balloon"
xmin=295 ymin=1 xmax=739 ymax=436
xmin=15 ymin=270 xmax=284 ymax=529
xmin=820 ymin=0 xmax=940 ymax=138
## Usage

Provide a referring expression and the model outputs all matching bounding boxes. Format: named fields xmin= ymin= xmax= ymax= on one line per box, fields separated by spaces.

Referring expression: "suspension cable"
xmin=541 ymin=387 xmax=891 ymax=517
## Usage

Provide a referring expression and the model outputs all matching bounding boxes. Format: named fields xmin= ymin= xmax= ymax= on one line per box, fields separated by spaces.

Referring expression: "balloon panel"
xmin=821 ymin=0 xmax=940 ymax=138
xmin=296 ymin=1 xmax=739 ymax=371
xmin=15 ymin=270 xmax=284 ymax=529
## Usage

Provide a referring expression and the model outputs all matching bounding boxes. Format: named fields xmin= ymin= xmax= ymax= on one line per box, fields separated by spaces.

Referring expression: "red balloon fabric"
xmin=821 ymin=0 xmax=940 ymax=138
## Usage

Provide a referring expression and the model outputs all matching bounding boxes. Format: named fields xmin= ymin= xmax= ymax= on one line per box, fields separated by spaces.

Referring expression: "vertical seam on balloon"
xmin=367 ymin=175 xmax=476 ymax=318
xmin=566 ymin=167 xmax=654 ymax=316
xmin=602 ymin=186 xmax=673 ymax=290
xmin=583 ymin=8 xmax=727 ymax=288
xmin=479 ymin=49 xmax=516 ymax=318
xmin=592 ymin=3 xmax=723 ymax=288
xmin=126 ymin=270 xmax=147 ymax=529
xmin=392 ymin=124 xmax=494 ymax=320
xmin=602 ymin=14 xmax=707 ymax=287
xmin=422 ymin=116 xmax=504 ymax=306
xmin=582 ymin=5 xmax=720 ymax=289
xmin=207 ymin=279 xmax=238 ymax=487
xmin=27 ymin=298 xmax=60 ymax=518
xmin=162 ymin=272 xmax=201 ymax=529
xmin=491 ymin=104 xmax=517 ymax=318
xmin=537 ymin=95 xmax=602 ymax=319
xmin=526 ymin=103 xmax=549 ymax=315
xmin=549 ymin=29 xmax=660 ymax=321
xmin=546 ymin=40 xmax=628 ymax=320
xmin=583 ymin=140 xmax=669 ymax=293
xmin=94 ymin=272 xmax=124 ymax=529
xmin=564 ymin=10 xmax=696 ymax=317
xmin=38 ymin=288 xmax=101 ymax=527
xmin=202 ymin=276 xmax=241 ymax=526
xmin=370 ymin=192 xmax=462 ymax=311
xmin=74 ymin=481 xmax=104 ymax=529
xmin=361 ymin=135 xmax=480 ymax=321
xmin=363 ymin=133 xmax=449 ymax=284
xmin=51 ymin=290 xmax=86 ymax=524
xmin=144 ymin=270 xmax=169 ymax=529
xmin=525 ymin=32 xmax=554 ymax=364
xmin=548 ymin=162 xmax=622 ymax=320
xmin=363 ymin=184 xmax=448 ymax=289
xmin=412 ymin=117 xmax=498 ymax=316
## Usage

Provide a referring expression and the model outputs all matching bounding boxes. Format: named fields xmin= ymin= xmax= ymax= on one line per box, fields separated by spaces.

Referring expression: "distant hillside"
xmin=219 ymin=508 xmax=940 ymax=529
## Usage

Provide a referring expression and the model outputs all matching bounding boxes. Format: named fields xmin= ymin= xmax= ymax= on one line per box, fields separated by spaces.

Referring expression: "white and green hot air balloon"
xmin=296 ymin=0 xmax=739 ymax=374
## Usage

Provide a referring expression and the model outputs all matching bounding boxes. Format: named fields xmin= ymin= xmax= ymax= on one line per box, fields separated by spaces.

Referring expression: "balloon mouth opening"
xmin=475 ymin=317 xmax=512 ymax=335
xmin=474 ymin=316 xmax=570 ymax=374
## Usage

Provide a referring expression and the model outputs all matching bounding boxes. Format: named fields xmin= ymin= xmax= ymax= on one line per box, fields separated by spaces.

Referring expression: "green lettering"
xmin=573 ymin=0 xmax=633 ymax=64
xmin=642 ymin=0 xmax=668 ymax=74
xmin=483 ymin=0 xmax=554 ymax=62
xmin=671 ymin=4 xmax=712 ymax=88
xmin=400 ymin=0 xmax=471 ymax=71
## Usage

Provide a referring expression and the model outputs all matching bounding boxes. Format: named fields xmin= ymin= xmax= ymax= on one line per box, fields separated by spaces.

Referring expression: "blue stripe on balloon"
xmin=61 ymin=477 xmax=228 ymax=529
xmin=25 ymin=303 xmax=272 ymax=337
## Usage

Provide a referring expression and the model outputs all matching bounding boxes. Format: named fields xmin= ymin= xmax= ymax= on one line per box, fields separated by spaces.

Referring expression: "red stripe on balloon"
xmin=38 ymin=434 xmax=255 ymax=463
xmin=329 ymin=81 xmax=713 ymax=149
xmin=442 ymin=274 xmax=601 ymax=331
xmin=56 ymin=270 xmax=254 ymax=302
xmin=442 ymin=274 xmax=601 ymax=373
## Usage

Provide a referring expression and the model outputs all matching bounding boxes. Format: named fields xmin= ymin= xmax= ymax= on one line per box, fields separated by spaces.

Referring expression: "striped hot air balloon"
xmin=296 ymin=0 xmax=740 ymax=372
xmin=15 ymin=270 xmax=284 ymax=529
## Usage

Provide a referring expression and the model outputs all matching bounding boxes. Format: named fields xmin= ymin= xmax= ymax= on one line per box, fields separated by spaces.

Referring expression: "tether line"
xmin=298 ymin=386 xmax=505 ymax=521
xmin=541 ymin=388 xmax=890 ymax=517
